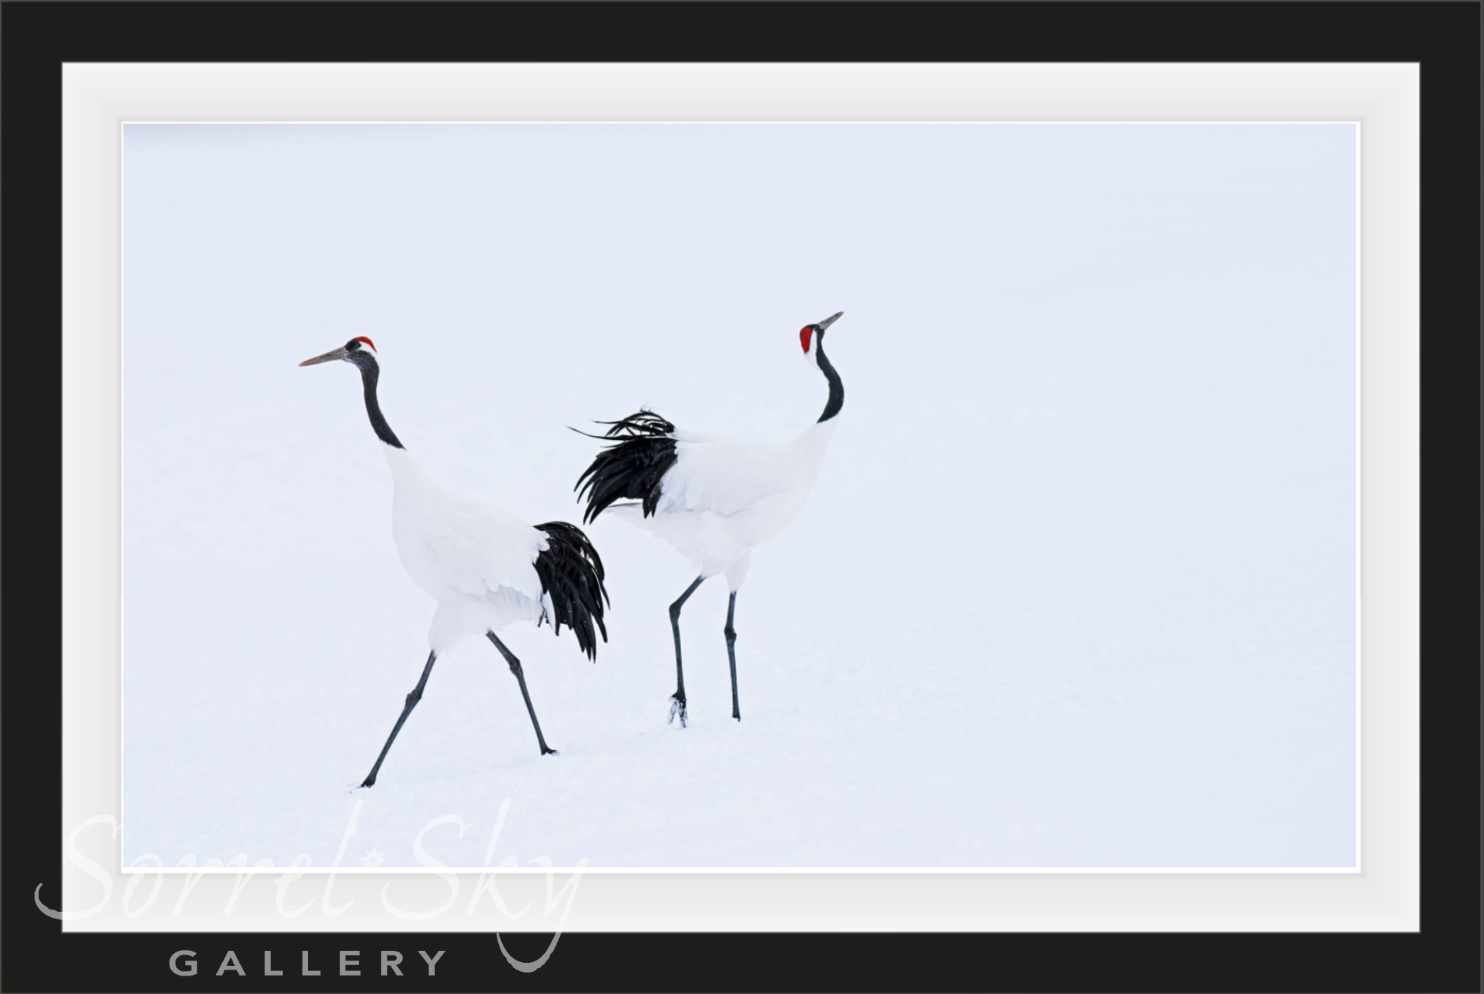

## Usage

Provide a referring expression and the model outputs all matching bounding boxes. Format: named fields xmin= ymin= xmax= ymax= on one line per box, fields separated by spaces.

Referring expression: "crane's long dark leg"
xmin=724 ymin=592 xmax=741 ymax=721
xmin=360 ymin=650 xmax=437 ymax=788
xmin=487 ymin=632 xmax=557 ymax=756
xmin=668 ymin=575 xmax=706 ymax=727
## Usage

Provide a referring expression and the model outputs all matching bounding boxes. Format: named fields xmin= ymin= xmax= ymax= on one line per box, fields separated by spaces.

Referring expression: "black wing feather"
xmin=573 ymin=410 xmax=679 ymax=525
xmin=532 ymin=521 xmax=609 ymax=661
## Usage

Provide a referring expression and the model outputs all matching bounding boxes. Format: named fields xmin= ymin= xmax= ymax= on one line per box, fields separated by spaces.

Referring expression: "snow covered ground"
xmin=121 ymin=123 xmax=1356 ymax=868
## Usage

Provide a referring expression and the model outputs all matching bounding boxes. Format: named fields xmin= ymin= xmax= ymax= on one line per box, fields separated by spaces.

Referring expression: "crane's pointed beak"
xmin=817 ymin=311 xmax=844 ymax=331
xmin=299 ymin=347 xmax=348 ymax=367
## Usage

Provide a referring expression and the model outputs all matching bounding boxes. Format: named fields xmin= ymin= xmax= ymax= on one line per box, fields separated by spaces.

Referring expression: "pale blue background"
xmin=122 ymin=124 xmax=1356 ymax=868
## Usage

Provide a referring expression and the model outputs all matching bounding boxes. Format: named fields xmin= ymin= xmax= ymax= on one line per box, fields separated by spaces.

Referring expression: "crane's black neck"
xmin=360 ymin=363 xmax=404 ymax=449
xmin=816 ymin=344 xmax=844 ymax=423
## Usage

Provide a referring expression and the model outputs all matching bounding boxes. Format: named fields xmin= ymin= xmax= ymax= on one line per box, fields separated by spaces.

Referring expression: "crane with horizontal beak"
xmin=301 ymin=337 xmax=609 ymax=786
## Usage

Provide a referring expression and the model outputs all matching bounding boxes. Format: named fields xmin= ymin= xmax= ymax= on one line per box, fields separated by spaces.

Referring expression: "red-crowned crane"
xmin=575 ymin=311 xmax=845 ymax=726
xmin=300 ymin=337 xmax=608 ymax=787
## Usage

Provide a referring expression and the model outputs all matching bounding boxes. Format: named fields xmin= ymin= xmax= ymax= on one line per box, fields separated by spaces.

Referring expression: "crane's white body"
xmin=612 ymin=419 xmax=838 ymax=586
xmin=302 ymin=335 xmax=603 ymax=779
xmin=576 ymin=311 xmax=843 ymax=725
xmin=383 ymin=445 xmax=550 ymax=651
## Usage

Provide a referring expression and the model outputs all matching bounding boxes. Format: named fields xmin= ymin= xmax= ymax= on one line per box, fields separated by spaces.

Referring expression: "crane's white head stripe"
xmin=801 ymin=325 xmax=820 ymax=366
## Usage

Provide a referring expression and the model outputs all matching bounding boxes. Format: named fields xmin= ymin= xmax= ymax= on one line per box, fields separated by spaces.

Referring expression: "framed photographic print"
xmin=2 ymin=2 xmax=1478 ymax=991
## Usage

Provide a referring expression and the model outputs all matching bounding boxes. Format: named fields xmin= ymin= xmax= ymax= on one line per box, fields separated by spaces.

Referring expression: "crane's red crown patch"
xmin=799 ymin=326 xmax=813 ymax=353
xmin=353 ymin=336 xmax=377 ymax=352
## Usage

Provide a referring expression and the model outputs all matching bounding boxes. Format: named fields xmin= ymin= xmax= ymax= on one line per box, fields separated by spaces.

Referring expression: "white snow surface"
xmin=122 ymin=123 xmax=1356 ymax=868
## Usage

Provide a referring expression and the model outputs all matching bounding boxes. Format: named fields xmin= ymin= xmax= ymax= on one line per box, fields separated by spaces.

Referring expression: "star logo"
xmin=359 ymin=847 xmax=387 ymax=868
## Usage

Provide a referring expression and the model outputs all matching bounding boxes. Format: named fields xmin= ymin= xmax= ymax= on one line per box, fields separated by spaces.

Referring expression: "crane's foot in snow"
xmin=540 ymin=745 xmax=559 ymax=756
xmin=668 ymin=693 xmax=688 ymax=728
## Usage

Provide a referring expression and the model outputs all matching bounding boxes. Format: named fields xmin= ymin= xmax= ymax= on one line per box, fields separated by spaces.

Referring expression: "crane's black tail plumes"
xmin=533 ymin=522 xmax=610 ymax=661
xmin=573 ymin=410 xmax=679 ymax=525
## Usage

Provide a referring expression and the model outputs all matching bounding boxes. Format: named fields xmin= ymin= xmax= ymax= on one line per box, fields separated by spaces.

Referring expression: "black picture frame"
xmin=2 ymin=3 xmax=1478 ymax=991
